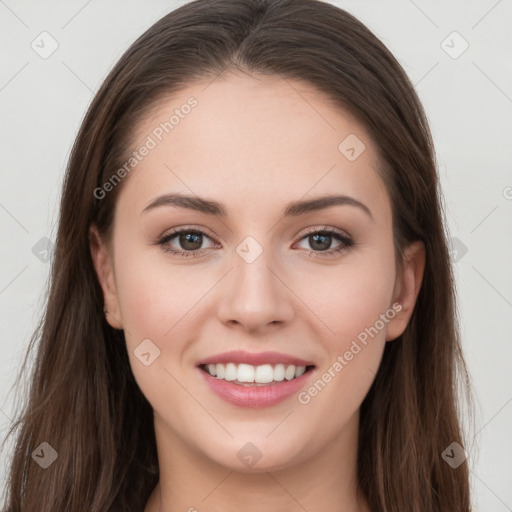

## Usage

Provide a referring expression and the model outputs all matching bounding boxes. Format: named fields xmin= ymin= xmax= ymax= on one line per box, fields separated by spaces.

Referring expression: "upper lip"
xmin=196 ymin=350 xmax=315 ymax=367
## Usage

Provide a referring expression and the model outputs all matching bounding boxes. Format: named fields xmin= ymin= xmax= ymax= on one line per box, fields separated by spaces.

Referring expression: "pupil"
xmin=311 ymin=234 xmax=330 ymax=251
xmin=181 ymin=232 xmax=202 ymax=250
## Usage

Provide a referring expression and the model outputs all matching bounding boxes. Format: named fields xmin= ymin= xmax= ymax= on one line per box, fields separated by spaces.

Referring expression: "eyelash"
xmin=156 ymin=225 xmax=354 ymax=259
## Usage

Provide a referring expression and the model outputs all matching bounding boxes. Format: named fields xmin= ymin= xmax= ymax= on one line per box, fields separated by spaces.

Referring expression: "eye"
xmin=156 ymin=227 xmax=217 ymax=257
xmin=294 ymin=226 xmax=354 ymax=258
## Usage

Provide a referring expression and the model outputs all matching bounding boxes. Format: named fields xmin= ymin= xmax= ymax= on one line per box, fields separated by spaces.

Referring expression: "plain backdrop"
xmin=1 ymin=0 xmax=511 ymax=510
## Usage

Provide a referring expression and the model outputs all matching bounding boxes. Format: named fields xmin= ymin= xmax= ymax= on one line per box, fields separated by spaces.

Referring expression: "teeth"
xmin=295 ymin=365 xmax=306 ymax=377
xmin=225 ymin=363 xmax=237 ymax=381
xmin=204 ymin=363 xmax=309 ymax=383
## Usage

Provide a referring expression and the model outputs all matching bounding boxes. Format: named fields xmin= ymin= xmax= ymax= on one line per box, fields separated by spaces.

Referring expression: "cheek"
xmin=111 ymin=241 xmax=203 ymax=407
xmin=295 ymin=261 xmax=395 ymax=432
xmin=299 ymin=244 xmax=396 ymax=349
xmin=111 ymin=234 xmax=182 ymax=344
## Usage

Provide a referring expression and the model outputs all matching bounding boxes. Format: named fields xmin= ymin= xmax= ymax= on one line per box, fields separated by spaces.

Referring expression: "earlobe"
xmin=89 ymin=224 xmax=123 ymax=329
xmin=386 ymin=240 xmax=426 ymax=342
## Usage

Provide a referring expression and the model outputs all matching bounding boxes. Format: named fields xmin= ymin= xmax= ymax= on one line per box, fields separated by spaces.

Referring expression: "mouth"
xmin=199 ymin=363 xmax=315 ymax=387
xmin=199 ymin=362 xmax=316 ymax=386
xmin=195 ymin=349 xmax=317 ymax=407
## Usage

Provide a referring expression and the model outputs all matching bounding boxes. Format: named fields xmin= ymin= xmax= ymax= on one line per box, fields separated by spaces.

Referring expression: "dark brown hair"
xmin=1 ymin=0 xmax=473 ymax=510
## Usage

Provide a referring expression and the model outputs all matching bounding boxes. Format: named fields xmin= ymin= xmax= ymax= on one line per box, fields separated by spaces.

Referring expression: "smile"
xmin=201 ymin=362 xmax=314 ymax=385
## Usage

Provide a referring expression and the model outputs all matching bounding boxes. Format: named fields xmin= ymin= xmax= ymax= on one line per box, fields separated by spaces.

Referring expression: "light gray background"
xmin=1 ymin=0 xmax=511 ymax=510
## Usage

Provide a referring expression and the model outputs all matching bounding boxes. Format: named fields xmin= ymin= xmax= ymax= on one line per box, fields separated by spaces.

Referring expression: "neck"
xmin=145 ymin=410 xmax=370 ymax=512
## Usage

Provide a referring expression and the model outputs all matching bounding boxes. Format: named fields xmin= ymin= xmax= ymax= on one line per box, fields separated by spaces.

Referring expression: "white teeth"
xmin=237 ymin=363 xmax=255 ymax=382
xmin=255 ymin=364 xmax=274 ymax=383
xmin=224 ymin=363 xmax=237 ymax=381
xmin=204 ymin=363 xmax=309 ymax=383
xmin=295 ymin=365 xmax=306 ymax=377
xmin=273 ymin=364 xmax=285 ymax=381
xmin=284 ymin=365 xmax=296 ymax=380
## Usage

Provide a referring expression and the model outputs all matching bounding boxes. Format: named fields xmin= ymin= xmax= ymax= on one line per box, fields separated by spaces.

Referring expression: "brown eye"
xmin=295 ymin=228 xmax=354 ymax=258
xmin=178 ymin=231 xmax=203 ymax=251
xmin=157 ymin=227 xmax=217 ymax=257
xmin=308 ymin=233 xmax=333 ymax=251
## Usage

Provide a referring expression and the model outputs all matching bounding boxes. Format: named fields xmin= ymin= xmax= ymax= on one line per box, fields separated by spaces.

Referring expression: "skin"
xmin=90 ymin=71 xmax=425 ymax=512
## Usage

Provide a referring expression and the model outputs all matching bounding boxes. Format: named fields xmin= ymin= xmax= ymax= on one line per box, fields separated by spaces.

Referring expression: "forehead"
xmin=117 ymin=72 xmax=390 ymax=223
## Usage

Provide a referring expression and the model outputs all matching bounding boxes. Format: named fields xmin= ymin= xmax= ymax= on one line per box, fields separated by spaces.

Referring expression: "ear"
xmin=89 ymin=224 xmax=123 ymax=329
xmin=386 ymin=240 xmax=425 ymax=342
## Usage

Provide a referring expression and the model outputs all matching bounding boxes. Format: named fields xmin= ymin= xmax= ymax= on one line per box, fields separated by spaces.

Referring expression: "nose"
xmin=216 ymin=245 xmax=295 ymax=333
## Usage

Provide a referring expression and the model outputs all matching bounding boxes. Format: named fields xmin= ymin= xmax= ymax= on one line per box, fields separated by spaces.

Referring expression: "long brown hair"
xmin=1 ymin=1 xmax=474 ymax=510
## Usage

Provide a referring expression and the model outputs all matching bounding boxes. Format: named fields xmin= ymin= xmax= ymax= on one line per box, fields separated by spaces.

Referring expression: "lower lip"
xmin=197 ymin=366 xmax=316 ymax=408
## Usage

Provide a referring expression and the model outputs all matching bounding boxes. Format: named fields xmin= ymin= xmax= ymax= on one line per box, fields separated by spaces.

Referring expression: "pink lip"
xmin=197 ymin=365 xmax=316 ymax=408
xmin=196 ymin=350 xmax=315 ymax=367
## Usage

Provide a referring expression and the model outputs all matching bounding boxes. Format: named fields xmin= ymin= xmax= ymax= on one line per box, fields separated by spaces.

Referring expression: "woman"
xmin=1 ymin=0 xmax=473 ymax=510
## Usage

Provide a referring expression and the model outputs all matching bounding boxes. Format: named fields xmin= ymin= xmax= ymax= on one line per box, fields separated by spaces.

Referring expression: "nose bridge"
xmin=216 ymin=234 xmax=294 ymax=330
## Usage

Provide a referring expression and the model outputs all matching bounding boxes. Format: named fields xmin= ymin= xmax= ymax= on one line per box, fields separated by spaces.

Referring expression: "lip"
xmin=196 ymin=350 xmax=315 ymax=367
xmin=198 ymin=365 xmax=316 ymax=408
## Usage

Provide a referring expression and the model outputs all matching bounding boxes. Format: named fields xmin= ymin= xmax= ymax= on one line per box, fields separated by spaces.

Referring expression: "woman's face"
xmin=91 ymin=71 xmax=423 ymax=472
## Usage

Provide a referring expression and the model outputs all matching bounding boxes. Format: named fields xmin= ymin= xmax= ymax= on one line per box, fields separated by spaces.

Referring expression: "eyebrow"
xmin=141 ymin=192 xmax=373 ymax=221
